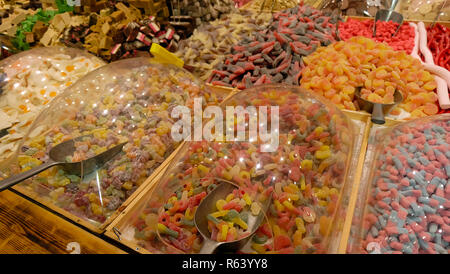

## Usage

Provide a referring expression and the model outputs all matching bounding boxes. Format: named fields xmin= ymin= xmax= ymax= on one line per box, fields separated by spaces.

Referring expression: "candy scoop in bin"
xmin=0 ymin=134 xmax=127 ymax=191
xmin=194 ymin=180 xmax=272 ymax=254
xmin=373 ymin=0 xmax=404 ymax=37
xmin=355 ymin=86 xmax=403 ymax=125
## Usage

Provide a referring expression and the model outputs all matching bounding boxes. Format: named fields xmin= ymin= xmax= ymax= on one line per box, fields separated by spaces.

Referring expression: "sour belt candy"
xmin=132 ymin=85 xmax=353 ymax=254
xmin=361 ymin=115 xmax=449 ymax=254
xmin=207 ymin=4 xmax=339 ymax=89
xmin=300 ymin=36 xmax=439 ymax=118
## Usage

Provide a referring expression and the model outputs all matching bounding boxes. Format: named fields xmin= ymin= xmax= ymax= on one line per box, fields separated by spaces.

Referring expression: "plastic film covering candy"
xmin=0 ymin=58 xmax=220 ymax=227
xmin=353 ymin=114 xmax=449 ymax=254
xmin=0 ymin=47 xmax=105 ymax=162
xmin=125 ymin=84 xmax=354 ymax=254
xmin=300 ymin=36 xmax=439 ymax=119
xmin=398 ymin=0 xmax=450 ymax=21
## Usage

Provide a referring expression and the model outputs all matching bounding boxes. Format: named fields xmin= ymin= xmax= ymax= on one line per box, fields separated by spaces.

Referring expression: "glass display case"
xmin=349 ymin=114 xmax=449 ymax=254
xmin=0 ymin=47 xmax=105 ymax=163
xmin=0 ymin=58 xmax=224 ymax=231
xmin=110 ymin=84 xmax=356 ymax=253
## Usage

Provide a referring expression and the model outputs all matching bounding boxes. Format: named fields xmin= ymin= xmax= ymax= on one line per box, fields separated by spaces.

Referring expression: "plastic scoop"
xmin=355 ymin=87 xmax=403 ymax=125
xmin=373 ymin=0 xmax=403 ymax=37
xmin=150 ymin=43 xmax=194 ymax=72
xmin=194 ymin=180 xmax=271 ymax=254
xmin=0 ymin=134 xmax=127 ymax=191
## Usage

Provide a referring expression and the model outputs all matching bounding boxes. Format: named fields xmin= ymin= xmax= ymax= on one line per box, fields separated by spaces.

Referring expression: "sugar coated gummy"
xmin=361 ymin=114 xmax=450 ymax=254
xmin=8 ymin=60 xmax=220 ymax=225
xmin=131 ymin=85 xmax=354 ymax=254
xmin=300 ymin=37 xmax=439 ymax=118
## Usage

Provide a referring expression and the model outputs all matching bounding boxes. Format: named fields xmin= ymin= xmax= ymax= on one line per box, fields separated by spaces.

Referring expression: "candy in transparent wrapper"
xmin=350 ymin=114 xmax=449 ymax=254
xmin=0 ymin=58 xmax=221 ymax=228
xmin=117 ymin=84 xmax=355 ymax=253
xmin=398 ymin=0 xmax=450 ymax=21
xmin=0 ymin=47 xmax=105 ymax=163
xmin=320 ymin=0 xmax=393 ymax=17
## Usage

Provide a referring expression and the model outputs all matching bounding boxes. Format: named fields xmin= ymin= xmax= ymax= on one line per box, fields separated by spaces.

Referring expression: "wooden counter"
xmin=0 ymin=190 xmax=126 ymax=254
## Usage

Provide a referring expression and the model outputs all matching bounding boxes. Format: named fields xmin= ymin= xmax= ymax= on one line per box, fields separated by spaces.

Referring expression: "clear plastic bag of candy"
xmin=398 ymin=0 xmax=450 ymax=21
xmin=320 ymin=0 xmax=391 ymax=17
xmin=0 ymin=47 xmax=105 ymax=163
xmin=0 ymin=58 xmax=222 ymax=229
xmin=349 ymin=114 xmax=449 ymax=254
xmin=114 ymin=84 xmax=356 ymax=253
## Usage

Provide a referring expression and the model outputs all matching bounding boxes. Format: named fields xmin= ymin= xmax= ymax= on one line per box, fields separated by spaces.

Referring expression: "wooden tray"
xmin=10 ymin=86 xmax=235 ymax=234
xmin=0 ymin=190 xmax=126 ymax=254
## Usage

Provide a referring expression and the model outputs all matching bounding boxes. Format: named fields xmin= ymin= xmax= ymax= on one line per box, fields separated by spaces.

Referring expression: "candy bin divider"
xmin=103 ymin=85 xmax=236 ymax=250
xmin=316 ymin=109 xmax=359 ymax=253
xmin=336 ymin=110 xmax=372 ymax=253
xmin=104 ymin=142 xmax=186 ymax=254
xmin=345 ymin=116 xmax=404 ymax=253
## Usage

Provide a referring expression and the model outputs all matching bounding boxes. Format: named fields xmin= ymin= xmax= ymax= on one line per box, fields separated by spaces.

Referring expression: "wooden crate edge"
xmin=12 ymin=184 xmax=103 ymax=234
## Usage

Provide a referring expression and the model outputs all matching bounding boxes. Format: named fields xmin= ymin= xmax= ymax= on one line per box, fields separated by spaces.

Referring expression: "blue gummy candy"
xmin=408 ymin=145 xmax=417 ymax=153
xmin=445 ymin=165 xmax=450 ymax=177
xmin=407 ymin=159 xmax=416 ymax=168
xmin=419 ymin=157 xmax=430 ymax=165
xmin=371 ymin=226 xmax=379 ymax=237
xmin=429 ymin=223 xmax=438 ymax=234
xmin=422 ymin=204 xmax=436 ymax=214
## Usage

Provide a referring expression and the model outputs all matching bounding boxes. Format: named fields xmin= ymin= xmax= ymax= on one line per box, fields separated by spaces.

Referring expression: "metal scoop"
xmin=355 ymin=87 xmax=403 ymax=125
xmin=194 ymin=180 xmax=271 ymax=254
xmin=0 ymin=134 xmax=127 ymax=191
xmin=373 ymin=0 xmax=403 ymax=37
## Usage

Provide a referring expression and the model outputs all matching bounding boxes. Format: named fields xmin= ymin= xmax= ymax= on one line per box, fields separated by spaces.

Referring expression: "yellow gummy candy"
xmin=301 ymin=159 xmax=313 ymax=170
xmin=243 ymin=193 xmax=252 ymax=205
xmin=231 ymin=217 xmax=248 ymax=230
xmin=211 ymin=210 xmax=228 ymax=218
xmin=225 ymin=193 xmax=235 ymax=202
xmin=221 ymin=224 xmax=229 ymax=242
xmin=315 ymin=150 xmax=331 ymax=160
xmin=216 ymin=199 xmax=227 ymax=211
